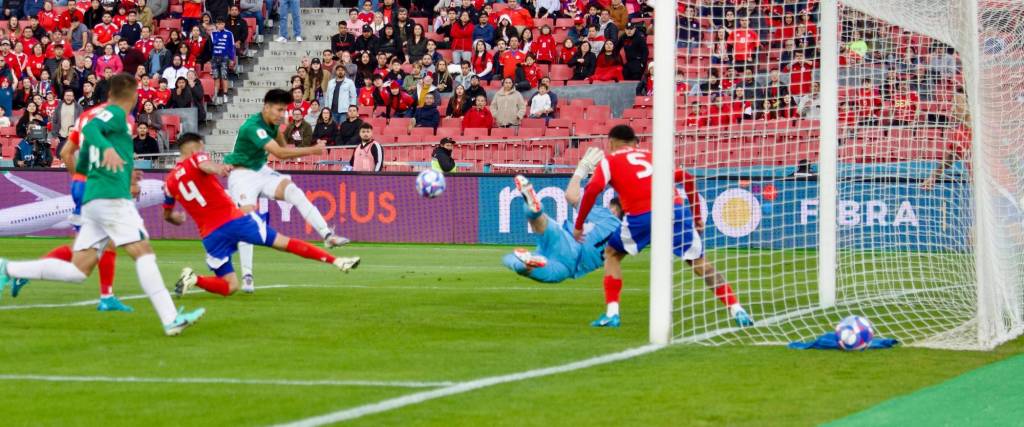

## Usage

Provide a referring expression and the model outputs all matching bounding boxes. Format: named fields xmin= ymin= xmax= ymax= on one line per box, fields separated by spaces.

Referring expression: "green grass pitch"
xmin=0 ymin=237 xmax=1020 ymax=426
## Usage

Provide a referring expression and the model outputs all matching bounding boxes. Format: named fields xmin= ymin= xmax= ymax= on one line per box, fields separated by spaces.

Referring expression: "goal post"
xmin=651 ymin=0 xmax=1024 ymax=349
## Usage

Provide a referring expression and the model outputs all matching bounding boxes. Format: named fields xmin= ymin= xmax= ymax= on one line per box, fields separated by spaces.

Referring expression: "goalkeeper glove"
xmin=574 ymin=147 xmax=605 ymax=179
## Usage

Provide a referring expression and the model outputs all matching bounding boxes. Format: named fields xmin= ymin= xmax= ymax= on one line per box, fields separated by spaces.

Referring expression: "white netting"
xmin=665 ymin=0 xmax=1024 ymax=350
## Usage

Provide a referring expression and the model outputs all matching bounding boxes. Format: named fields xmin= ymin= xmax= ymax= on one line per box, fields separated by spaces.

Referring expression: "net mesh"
xmin=666 ymin=0 xmax=1024 ymax=349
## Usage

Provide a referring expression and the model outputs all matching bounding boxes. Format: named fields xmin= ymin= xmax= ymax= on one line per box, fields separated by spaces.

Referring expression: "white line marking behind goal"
xmin=273 ymin=344 xmax=664 ymax=426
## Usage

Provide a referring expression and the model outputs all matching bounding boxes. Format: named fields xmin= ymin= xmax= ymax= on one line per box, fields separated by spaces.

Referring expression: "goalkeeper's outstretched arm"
xmin=566 ymin=147 xmax=605 ymax=206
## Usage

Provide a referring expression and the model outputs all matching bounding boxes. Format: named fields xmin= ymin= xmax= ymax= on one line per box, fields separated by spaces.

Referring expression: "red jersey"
xmin=575 ymin=147 xmax=700 ymax=231
xmin=164 ymin=152 xmax=244 ymax=237
xmin=134 ymin=37 xmax=155 ymax=57
xmin=94 ymin=23 xmax=118 ymax=45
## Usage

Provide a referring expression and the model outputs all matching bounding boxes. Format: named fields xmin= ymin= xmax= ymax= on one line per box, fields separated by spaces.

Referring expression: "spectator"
xmin=855 ymin=78 xmax=882 ymax=125
xmin=558 ymin=38 xmax=577 ymax=64
xmin=287 ymin=86 xmax=311 ymax=117
xmin=152 ymin=78 xmax=171 ymax=107
xmin=677 ymin=6 xmax=701 ymax=49
xmin=239 ymin=0 xmax=264 ymax=32
xmin=520 ymin=28 xmax=535 ymax=53
xmin=532 ymin=25 xmax=558 ymax=64
xmin=890 ymin=81 xmax=919 ymax=126
xmin=567 ymin=17 xmax=587 ymax=45
xmin=78 ymin=80 xmax=99 ymax=108
xmin=592 ymin=40 xmax=623 ymax=82
xmin=514 ymin=53 xmax=543 ymax=91
xmin=13 ymin=128 xmax=52 ymax=167
xmin=353 ymin=24 xmax=379 ymax=54
xmin=788 ymin=50 xmax=814 ymax=98
xmin=726 ymin=87 xmax=754 ymax=122
xmin=22 ymin=0 xmax=44 ymax=22
xmin=276 ymin=0 xmax=303 ymax=42
xmin=346 ymin=9 xmax=364 ymax=36
xmin=608 ymin=0 xmax=628 ymax=30
xmin=377 ymin=25 xmax=404 ymax=64
xmin=569 ymin=41 xmax=596 ymax=80
xmin=133 ymin=122 xmax=160 ymax=155
xmin=161 ymin=55 xmax=189 ymax=86
xmin=797 ymin=82 xmax=820 ymax=119
xmin=760 ymin=68 xmax=788 ymax=101
xmin=167 ymin=77 xmax=195 ymax=108
xmin=446 ymin=84 xmax=472 ymax=118
xmin=466 ymin=74 xmax=486 ymax=101
xmin=304 ymin=59 xmax=328 ymax=102
xmin=226 ymin=5 xmax=249 ymax=53
xmin=435 ymin=59 xmax=454 ymax=93
xmin=597 ymin=9 xmax=619 ymax=43
xmin=684 ymin=102 xmax=705 ymax=128
xmin=313 ymin=108 xmax=338 ymax=145
xmin=331 ymin=21 xmax=355 ymax=54
xmin=118 ymin=40 xmax=147 ymax=78
xmin=616 ymin=22 xmax=648 ymax=80
xmin=500 ymin=37 xmax=527 ymax=80
xmin=303 ymin=100 xmax=322 ymax=126
xmin=778 ymin=95 xmax=797 ymax=119
xmin=49 ymin=89 xmax=81 ymax=150
xmin=470 ymin=40 xmax=493 ymax=81
xmin=450 ymin=11 xmax=474 ymax=64
xmin=494 ymin=15 xmax=517 ymax=44
xmin=324 ymin=65 xmax=357 ymax=123
xmin=211 ymin=17 xmax=237 ymax=105
xmin=431 ymin=137 xmax=457 ymax=172
xmin=336 ymin=105 xmax=363 ymax=146
xmin=149 ymin=37 xmax=172 ymax=76
xmin=412 ymin=73 xmax=439 ymax=108
xmin=490 ymin=77 xmax=526 ymax=127
xmin=462 ymin=94 xmax=494 ymax=130
xmin=407 ymin=24 xmax=429 ymax=64
xmin=472 ymin=14 xmax=494 ymax=47
xmin=411 ymin=92 xmax=440 ymax=130
xmin=381 ymin=81 xmax=414 ymax=118
xmin=729 ymin=17 xmax=760 ymax=66
xmin=94 ymin=44 xmax=123 ymax=76
xmin=119 ymin=10 xmax=143 ymax=45
xmin=350 ymin=122 xmax=383 ymax=172
xmin=0 ymin=80 xmax=12 ymax=117
xmin=738 ymin=67 xmax=758 ymax=100
xmin=136 ymin=99 xmax=165 ymax=144
xmin=15 ymin=102 xmax=44 ymax=138
xmin=358 ymin=75 xmax=380 ymax=107
xmin=528 ymin=83 xmax=554 ymax=119
xmin=285 ymin=108 xmax=313 ymax=146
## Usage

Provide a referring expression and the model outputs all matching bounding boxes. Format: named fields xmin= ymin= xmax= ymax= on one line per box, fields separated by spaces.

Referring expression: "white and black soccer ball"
xmin=415 ymin=169 xmax=446 ymax=198
xmin=835 ymin=315 xmax=874 ymax=351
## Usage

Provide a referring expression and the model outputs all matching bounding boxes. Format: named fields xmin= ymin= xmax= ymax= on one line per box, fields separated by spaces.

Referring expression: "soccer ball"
xmin=835 ymin=315 xmax=874 ymax=351
xmin=415 ymin=169 xmax=446 ymax=198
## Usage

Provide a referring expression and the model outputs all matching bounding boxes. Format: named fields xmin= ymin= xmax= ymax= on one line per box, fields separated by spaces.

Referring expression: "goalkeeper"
xmin=502 ymin=148 xmax=623 ymax=283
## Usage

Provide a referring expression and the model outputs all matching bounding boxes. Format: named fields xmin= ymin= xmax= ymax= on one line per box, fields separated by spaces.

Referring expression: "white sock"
xmin=729 ymin=304 xmax=744 ymax=317
xmin=6 ymin=259 xmax=87 ymax=282
xmin=606 ymin=302 xmax=620 ymax=317
xmin=239 ymin=242 xmax=254 ymax=276
xmin=283 ymin=183 xmax=331 ymax=238
xmin=135 ymin=254 xmax=178 ymax=325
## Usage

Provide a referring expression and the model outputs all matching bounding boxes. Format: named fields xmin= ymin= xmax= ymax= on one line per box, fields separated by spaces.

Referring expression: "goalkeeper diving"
xmin=502 ymin=148 xmax=622 ymax=283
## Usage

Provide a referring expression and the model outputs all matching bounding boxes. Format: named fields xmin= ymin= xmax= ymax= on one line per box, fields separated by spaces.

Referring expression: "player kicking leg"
xmin=574 ymin=125 xmax=753 ymax=328
xmin=0 ymin=74 xmax=203 ymax=335
xmin=163 ymin=133 xmax=360 ymax=298
xmin=223 ymin=88 xmax=349 ymax=293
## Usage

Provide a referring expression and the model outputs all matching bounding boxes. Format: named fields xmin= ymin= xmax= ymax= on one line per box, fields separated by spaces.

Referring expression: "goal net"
xmin=653 ymin=0 xmax=1024 ymax=350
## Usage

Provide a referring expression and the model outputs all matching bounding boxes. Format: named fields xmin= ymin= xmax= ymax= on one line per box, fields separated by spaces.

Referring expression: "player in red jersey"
xmin=163 ymin=133 xmax=361 ymax=297
xmin=8 ymin=103 xmax=131 ymax=311
xmin=574 ymin=125 xmax=753 ymax=328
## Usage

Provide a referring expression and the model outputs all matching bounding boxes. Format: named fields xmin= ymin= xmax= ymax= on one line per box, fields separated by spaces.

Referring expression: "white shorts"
xmin=227 ymin=165 xmax=292 ymax=207
xmin=73 ymin=199 xmax=149 ymax=251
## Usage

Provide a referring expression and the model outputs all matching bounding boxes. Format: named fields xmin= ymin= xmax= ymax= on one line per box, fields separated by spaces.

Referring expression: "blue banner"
xmin=476 ymin=175 xmax=972 ymax=251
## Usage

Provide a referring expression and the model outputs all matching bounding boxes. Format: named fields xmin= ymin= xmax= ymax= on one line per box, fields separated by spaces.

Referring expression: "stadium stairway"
xmin=204 ymin=7 xmax=349 ymax=152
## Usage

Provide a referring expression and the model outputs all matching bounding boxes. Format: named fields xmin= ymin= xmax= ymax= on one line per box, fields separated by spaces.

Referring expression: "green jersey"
xmin=76 ymin=104 xmax=134 ymax=203
xmin=224 ymin=113 xmax=278 ymax=170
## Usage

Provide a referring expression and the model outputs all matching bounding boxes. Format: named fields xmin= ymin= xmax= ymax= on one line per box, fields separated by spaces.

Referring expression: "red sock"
xmin=98 ymin=249 xmax=116 ymax=296
xmin=603 ymin=276 xmax=623 ymax=304
xmin=714 ymin=284 xmax=738 ymax=307
xmin=285 ymin=239 xmax=336 ymax=263
xmin=43 ymin=245 xmax=72 ymax=261
xmin=196 ymin=276 xmax=232 ymax=296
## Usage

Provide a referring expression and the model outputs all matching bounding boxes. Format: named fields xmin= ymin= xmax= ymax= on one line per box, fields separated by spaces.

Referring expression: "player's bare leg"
xmin=273 ymin=179 xmax=349 ymax=248
xmin=13 ymin=245 xmax=132 ymax=311
xmin=118 ymin=240 xmax=204 ymax=335
xmin=686 ymin=257 xmax=753 ymax=327
xmin=236 ymin=204 xmax=257 ymax=293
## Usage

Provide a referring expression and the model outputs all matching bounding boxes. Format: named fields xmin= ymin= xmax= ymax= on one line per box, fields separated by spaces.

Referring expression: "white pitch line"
xmin=0 ymin=284 xmax=641 ymax=311
xmin=273 ymin=344 xmax=664 ymax=426
xmin=0 ymin=374 xmax=454 ymax=388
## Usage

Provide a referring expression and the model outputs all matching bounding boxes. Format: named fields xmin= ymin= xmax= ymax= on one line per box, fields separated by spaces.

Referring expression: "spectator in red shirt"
xmin=461 ymin=94 xmax=494 ymax=130
xmin=855 ymin=78 xmax=882 ymax=125
xmin=24 ymin=43 xmax=44 ymax=80
xmin=470 ymin=39 xmax=493 ymax=81
xmin=93 ymin=12 xmax=118 ymax=49
xmin=134 ymin=26 xmax=155 ymax=57
xmin=514 ymin=53 xmax=543 ymax=90
xmin=557 ymin=38 xmax=576 ymax=64
xmin=499 ymin=36 xmax=526 ymax=79
xmin=728 ymin=17 xmax=760 ymax=65
xmin=788 ymin=50 xmax=814 ymax=96
xmin=890 ymin=81 xmax=919 ymax=126
xmin=38 ymin=1 xmax=60 ymax=32
xmin=450 ymin=10 xmax=474 ymax=65
xmin=684 ymin=102 xmax=705 ymax=128
xmin=531 ymin=25 xmax=558 ymax=64
xmin=153 ymin=78 xmax=171 ymax=106
xmin=380 ymin=80 xmax=413 ymax=118
xmin=592 ymin=40 xmax=623 ymax=82
xmin=772 ymin=13 xmax=796 ymax=47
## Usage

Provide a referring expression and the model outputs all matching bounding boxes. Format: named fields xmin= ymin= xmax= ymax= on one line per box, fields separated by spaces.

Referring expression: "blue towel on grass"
xmin=788 ymin=332 xmax=899 ymax=350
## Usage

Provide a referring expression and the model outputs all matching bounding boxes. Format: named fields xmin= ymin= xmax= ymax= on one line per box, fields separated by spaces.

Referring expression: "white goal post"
xmin=650 ymin=0 xmax=1024 ymax=350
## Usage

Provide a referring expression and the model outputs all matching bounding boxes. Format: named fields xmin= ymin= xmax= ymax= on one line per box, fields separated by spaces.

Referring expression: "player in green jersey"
xmin=0 ymin=74 xmax=205 ymax=336
xmin=223 ymin=88 xmax=350 ymax=293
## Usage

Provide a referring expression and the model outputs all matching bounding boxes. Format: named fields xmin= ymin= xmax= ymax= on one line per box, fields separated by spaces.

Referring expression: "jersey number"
xmin=178 ymin=181 xmax=207 ymax=207
xmin=88 ymin=145 xmax=101 ymax=170
xmin=626 ymin=152 xmax=653 ymax=179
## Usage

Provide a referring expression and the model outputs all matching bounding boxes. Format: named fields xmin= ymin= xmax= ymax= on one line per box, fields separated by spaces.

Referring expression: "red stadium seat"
xmin=547 ymin=118 xmax=572 ymax=129
xmin=388 ymin=117 xmax=413 ymax=128
xmin=463 ymin=128 xmax=489 ymax=138
xmin=200 ymin=78 xmax=215 ymax=102
xmin=436 ymin=127 xmax=460 ymax=139
xmin=441 ymin=117 xmax=461 ymax=128
xmin=555 ymin=18 xmax=574 ymax=29
xmin=583 ymin=105 xmax=610 ymax=122
xmin=410 ymin=127 xmax=435 ymax=140
xmin=381 ymin=126 xmax=409 ymax=137
xmin=549 ymin=65 xmax=573 ymax=82
xmin=518 ymin=128 xmax=544 ymax=139
xmin=491 ymin=127 xmax=516 ymax=139
xmin=520 ymin=118 xmax=546 ymax=128
xmin=162 ymin=114 xmax=181 ymax=143
xmin=622 ymin=108 xmax=650 ymax=120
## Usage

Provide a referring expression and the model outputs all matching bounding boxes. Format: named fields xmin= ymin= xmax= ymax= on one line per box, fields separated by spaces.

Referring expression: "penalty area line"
xmin=0 ymin=374 xmax=454 ymax=389
xmin=273 ymin=344 xmax=664 ymax=426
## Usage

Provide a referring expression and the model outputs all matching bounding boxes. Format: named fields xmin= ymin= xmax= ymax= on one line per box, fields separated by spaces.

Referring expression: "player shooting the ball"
xmin=164 ymin=133 xmax=362 ymax=297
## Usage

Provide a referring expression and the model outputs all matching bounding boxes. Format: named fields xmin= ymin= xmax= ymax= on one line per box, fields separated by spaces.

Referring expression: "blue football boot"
xmin=591 ymin=313 xmax=621 ymax=328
